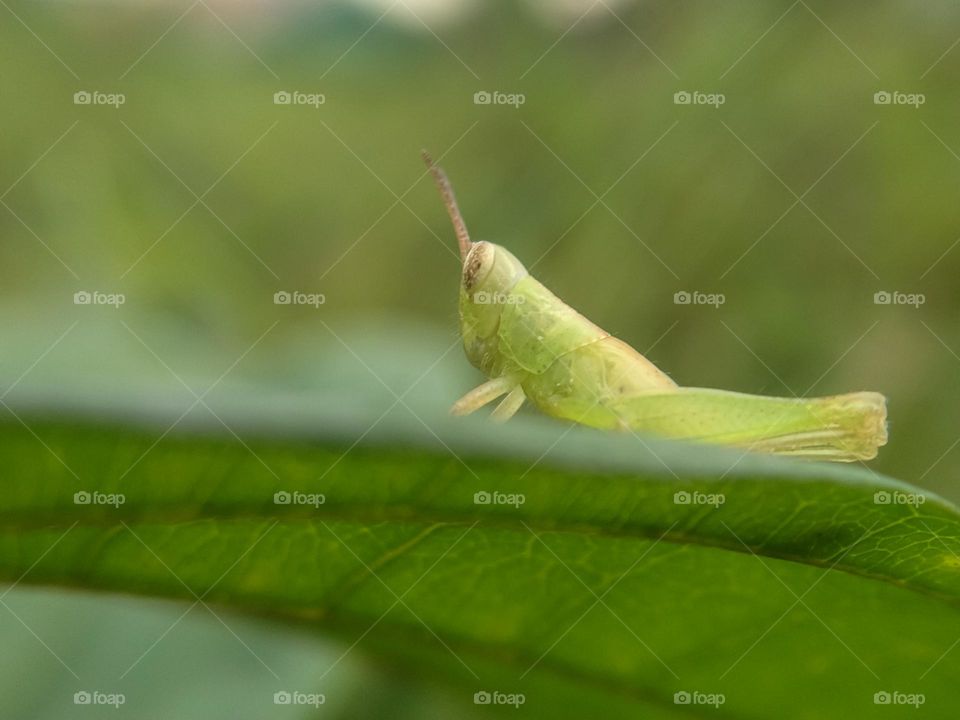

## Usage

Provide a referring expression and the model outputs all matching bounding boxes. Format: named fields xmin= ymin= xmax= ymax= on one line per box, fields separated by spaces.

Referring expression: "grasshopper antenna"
xmin=422 ymin=150 xmax=472 ymax=261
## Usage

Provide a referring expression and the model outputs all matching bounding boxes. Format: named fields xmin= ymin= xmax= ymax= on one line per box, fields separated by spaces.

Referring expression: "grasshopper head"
xmin=462 ymin=241 xmax=527 ymax=298
xmin=459 ymin=241 xmax=528 ymax=375
xmin=421 ymin=153 xmax=527 ymax=374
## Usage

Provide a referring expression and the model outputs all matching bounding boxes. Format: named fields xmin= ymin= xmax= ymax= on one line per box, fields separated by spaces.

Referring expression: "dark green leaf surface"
xmin=2 ymin=320 xmax=959 ymax=718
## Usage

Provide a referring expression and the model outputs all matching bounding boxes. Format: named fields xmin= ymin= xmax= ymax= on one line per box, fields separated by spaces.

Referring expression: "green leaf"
xmin=2 ymin=321 xmax=959 ymax=718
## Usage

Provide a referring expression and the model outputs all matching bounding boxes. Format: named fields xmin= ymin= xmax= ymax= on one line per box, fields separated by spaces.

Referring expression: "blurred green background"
xmin=1 ymin=0 xmax=959 ymax=716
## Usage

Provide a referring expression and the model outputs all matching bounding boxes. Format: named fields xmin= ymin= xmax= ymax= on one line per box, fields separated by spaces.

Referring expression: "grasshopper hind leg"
xmin=450 ymin=377 xmax=515 ymax=416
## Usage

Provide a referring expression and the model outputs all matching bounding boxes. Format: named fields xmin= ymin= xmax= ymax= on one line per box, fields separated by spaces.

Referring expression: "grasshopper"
xmin=424 ymin=153 xmax=887 ymax=461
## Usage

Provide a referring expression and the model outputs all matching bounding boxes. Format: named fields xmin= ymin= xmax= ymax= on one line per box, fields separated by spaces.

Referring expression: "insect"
xmin=423 ymin=153 xmax=887 ymax=462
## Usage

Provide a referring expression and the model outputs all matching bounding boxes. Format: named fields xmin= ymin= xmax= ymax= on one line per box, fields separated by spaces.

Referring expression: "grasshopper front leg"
xmin=491 ymin=384 xmax=526 ymax=423
xmin=450 ymin=377 xmax=516 ymax=416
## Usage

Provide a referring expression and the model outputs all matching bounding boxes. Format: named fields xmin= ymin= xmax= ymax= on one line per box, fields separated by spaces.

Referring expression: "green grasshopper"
xmin=424 ymin=153 xmax=887 ymax=462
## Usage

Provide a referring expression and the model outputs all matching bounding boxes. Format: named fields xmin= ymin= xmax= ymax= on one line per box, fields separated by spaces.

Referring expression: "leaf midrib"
xmin=1 ymin=510 xmax=957 ymax=608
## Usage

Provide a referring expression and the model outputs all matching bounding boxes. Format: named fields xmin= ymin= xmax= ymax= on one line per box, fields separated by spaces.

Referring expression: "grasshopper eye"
xmin=463 ymin=241 xmax=493 ymax=292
